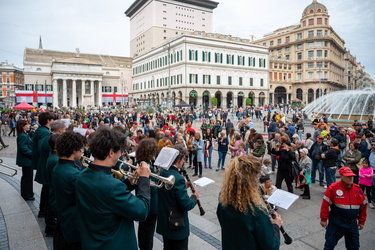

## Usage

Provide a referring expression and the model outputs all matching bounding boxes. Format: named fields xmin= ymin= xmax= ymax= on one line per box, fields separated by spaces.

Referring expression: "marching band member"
xmin=75 ymin=128 xmax=151 ymax=249
xmin=52 ymin=131 xmax=87 ymax=249
xmin=156 ymin=145 xmax=199 ymax=250
xmin=217 ymin=155 xmax=282 ymax=250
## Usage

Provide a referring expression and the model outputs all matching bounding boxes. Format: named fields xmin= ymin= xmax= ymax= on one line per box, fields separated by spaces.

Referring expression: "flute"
xmin=180 ymin=167 xmax=205 ymax=216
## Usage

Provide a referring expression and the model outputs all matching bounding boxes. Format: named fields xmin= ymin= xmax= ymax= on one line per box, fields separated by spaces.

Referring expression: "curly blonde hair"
xmin=219 ymin=155 xmax=267 ymax=214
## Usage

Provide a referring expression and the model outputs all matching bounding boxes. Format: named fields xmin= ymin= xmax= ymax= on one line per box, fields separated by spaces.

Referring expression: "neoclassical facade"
xmin=131 ymin=33 xmax=269 ymax=108
xmin=252 ymin=0 xmax=348 ymax=105
xmin=22 ymin=48 xmax=132 ymax=108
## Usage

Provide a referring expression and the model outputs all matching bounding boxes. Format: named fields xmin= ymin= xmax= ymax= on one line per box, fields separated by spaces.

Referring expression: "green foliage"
xmin=211 ymin=97 xmax=218 ymax=105
xmin=0 ymin=108 xmax=13 ymax=114
xmin=246 ymin=98 xmax=252 ymax=105
xmin=146 ymin=107 xmax=155 ymax=114
xmin=60 ymin=106 xmax=69 ymax=112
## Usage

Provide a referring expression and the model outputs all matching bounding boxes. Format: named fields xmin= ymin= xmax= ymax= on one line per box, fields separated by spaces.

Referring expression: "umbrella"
xmin=12 ymin=102 xmax=34 ymax=110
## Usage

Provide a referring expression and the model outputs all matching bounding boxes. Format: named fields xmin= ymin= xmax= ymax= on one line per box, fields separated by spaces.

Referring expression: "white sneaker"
xmin=324 ymin=185 xmax=327 ymax=189
xmin=369 ymin=203 xmax=375 ymax=209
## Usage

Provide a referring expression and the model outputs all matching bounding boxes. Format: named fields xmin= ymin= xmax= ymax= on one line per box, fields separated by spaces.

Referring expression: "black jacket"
xmin=322 ymin=147 xmax=340 ymax=168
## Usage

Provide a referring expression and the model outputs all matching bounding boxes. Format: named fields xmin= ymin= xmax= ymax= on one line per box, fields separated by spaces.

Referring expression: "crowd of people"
xmin=0 ymin=104 xmax=373 ymax=249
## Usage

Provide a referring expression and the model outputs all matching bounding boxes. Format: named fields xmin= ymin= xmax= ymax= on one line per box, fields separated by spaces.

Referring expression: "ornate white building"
xmin=22 ymin=47 xmax=132 ymax=108
xmin=131 ymin=32 xmax=269 ymax=108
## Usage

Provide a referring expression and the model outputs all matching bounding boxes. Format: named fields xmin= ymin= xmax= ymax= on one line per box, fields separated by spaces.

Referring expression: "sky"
xmin=0 ymin=0 xmax=374 ymax=78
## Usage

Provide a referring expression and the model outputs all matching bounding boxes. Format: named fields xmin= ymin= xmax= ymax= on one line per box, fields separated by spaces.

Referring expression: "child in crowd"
xmin=261 ymin=158 xmax=272 ymax=177
xmin=259 ymin=176 xmax=277 ymax=200
xmin=359 ymin=159 xmax=374 ymax=209
xmin=235 ymin=142 xmax=246 ymax=156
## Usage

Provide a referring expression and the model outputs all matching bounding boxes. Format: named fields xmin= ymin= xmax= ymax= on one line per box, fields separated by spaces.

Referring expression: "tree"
xmin=210 ymin=97 xmax=218 ymax=105
xmin=246 ymin=98 xmax=252 ymax=105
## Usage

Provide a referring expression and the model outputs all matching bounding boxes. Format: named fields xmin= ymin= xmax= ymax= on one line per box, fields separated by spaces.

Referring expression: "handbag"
xmin=297 ymin=171 xmax=312 ymax=185
xmin=291 ymin=160 xmax=301 ymax=178
xmin=169 ymin=207 xmax=185 ymax=229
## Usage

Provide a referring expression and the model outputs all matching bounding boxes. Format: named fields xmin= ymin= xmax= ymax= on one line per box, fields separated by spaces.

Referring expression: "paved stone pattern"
xmin=0 ymin=207 xmax=10 ymax=250
xmin=1 ymin=113 xmax=375 ymax=250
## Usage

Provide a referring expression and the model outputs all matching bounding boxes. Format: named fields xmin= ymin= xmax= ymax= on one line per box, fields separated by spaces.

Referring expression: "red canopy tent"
xmin=12 ymin=102 xmax=34 ymax=110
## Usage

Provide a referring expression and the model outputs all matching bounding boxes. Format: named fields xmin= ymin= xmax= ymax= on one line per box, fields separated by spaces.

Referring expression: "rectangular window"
xmin=285 ymin=36 xmax=290 ymax=43
xmin=217 ymin=75 xmax=221 ymax=85
xmin=317 ymin=18 xmax=323 ymax=25
xmin=297 ymin=52 xmax=302 ymax=60
xmin=303 ymin=20 xmax=306 ymax=27
xmin=308 ymin=19 xmax=314 ymax=26
xmin=308 ymin=42 xmax=314 ymax=47
xmin=263 ymin=42 xmax=266 ymax=46
xmin=250 ymin=78 xmax=253 ymax=86
xmin=317 ymin=50 xmax=323 ymax=57
xmin=297 ymin=44 xmax=302 ymax=49
xmin=308 ymin=51 xmax=314 ymax=58
xmin=285 ymin=47 xmax=290 ymax=52
xmin=297 ymin=64 xmax=302 ymax=70
xmin=317 ymin=62 xmax=323 ymax=68
xmin=36 ymin=84 xmax=43 ymax=91
xmin=297 ymin=73 xmax=302 ymax=80
xmin=239 ymin=77 xmax=243 ymax=86
xmin=308 ymin=30 xmax=314 ymax=37
xmin=260 ymin=79 xmax=264 ymax=87
xmin=308 ymin=63 xmax=314 ymax=68
xmin=308 ymin=72 xmax=314 ymax=79
xmin=297 ymin=33 xmax=302 ymax=39
xmin=270 ymin=41 xmax=274 ymax=46
xmin=277 ymin=39 xmax=281 ymax=44
xmin=114 ymin=86 xmax=117 ymax=92
xmin=317 ymin=30 xmax=322 ymax=36
xmin=285 ymin=55 xmax=290 ymax=60
xmin=316 ymin=41 xmax=322 ymax=46
xmin=228 ymin=76 xmax=232 ymax=85
xmin=324 ymin=50 xmax=328 ymax=57
xmin=203 ymin=74 xmax=210 ymax=84
xmin=277 ymin=49 xmax=282 ymax=54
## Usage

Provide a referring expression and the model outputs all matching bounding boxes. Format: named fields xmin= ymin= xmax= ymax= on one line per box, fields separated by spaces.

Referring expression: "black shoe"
xmin=198 ymin=175 xmax=202 ymax=178
xmin=302 ymin=196 xmax=311 ymax=199
xmin=216 ymin=168 xmax=219 ymax=172
xmin=38 ymin=212 xmax=45 ymax=218
xmin=312 ymin=181 xmax=316 ymax=184
xmin=3 ymin=145 xmax=9 ymax=148
xmin=24 ymin=197 xmax=35 ymax=201
xmin=221 ymin=167 xmax=225 ymax=170
xmin=192 ymin=174 xmax=198 ymax=177
xmin=319 ymin=183 xmax=324 ymax=187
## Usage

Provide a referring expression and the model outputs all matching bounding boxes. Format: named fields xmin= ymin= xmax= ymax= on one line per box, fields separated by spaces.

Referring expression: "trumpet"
xmin=118 ymin=160 xmax=175 ymax=190
xmin=81 ymin=156 xmax=124 ymax=180
xmin=0 ymin=158 xmax=18 ymax=177
xmin=81 ymin=156 xmax=175 ymax=190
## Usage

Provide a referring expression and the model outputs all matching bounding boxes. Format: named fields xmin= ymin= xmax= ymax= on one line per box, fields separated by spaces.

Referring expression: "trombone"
xmin=118 ymin=159 xmax=175 ymax=190
xmin=81 ymin=157 xmax=175 ymax=190
xmin=0 ymin=158 xmax=18 ymax=177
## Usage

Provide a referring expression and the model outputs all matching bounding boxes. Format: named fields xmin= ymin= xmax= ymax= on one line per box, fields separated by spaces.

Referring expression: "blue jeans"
xmin=325 ymin=167 xmax=336 ymax=187
xmin=311 ymin=159 xmax=324 ymax=184
xmin=204 ymin=147 xmax=213 ymax=167
xmin=324 ymin=219 xmax=359 ymax=250
xmin=337 ymin=149 xmax=344 ymax=167
xmin=217 ymin=151 xmax=227 ymax=169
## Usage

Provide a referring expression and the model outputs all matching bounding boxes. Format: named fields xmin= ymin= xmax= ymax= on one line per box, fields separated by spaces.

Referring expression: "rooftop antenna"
xmin=38 ymin=35 xmax=43 ymax=50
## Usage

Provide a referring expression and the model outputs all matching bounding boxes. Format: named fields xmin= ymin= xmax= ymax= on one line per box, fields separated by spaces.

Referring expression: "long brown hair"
xmin=219 ymin=155 xmax=266 ymax=214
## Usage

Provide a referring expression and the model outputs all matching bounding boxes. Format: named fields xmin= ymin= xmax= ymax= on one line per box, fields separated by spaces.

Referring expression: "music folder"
xmin=267 ymin=189 xmax=299 ymax=210
xmin=154 ymin=147 xmax=179 ymax=170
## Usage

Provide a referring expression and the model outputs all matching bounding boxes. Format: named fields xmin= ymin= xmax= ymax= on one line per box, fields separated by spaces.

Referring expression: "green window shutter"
xmin=196 ymin=74 xmax=198 ymax=83
xmin=260 ymin=78 xmax=264 ymax=86
xmin=189 ymin=74 xmax=192 ymax=83
xmin=264 ymin=59 xmax=266 ymax=68
xmin=237 ymin=55 xmax=240 ymax=65
xmin=259 ymin=58 xmax=261 ymax=67
xmin=226 ymin=54 xmax=229 ymax=64
xmin=195 ymin=51 xmax=198 ymax=61
xmin=202 ymin=51 xmax=205 ymax=61
xmin=250 ymin=78 xmax=253 ymax=86
xmin=253 ymin=58 xmax=256 ymax=66
xmin=232 ymin=55 xmax=234 ymax=65
xmin=189 ymin=50 xmax=192 ymax=60
xmin=203 ymin=75 xmax=205 ymax=84
xmin=209 ymin=75 xmax=211 ymax=84
xmin=114 ymin=86 xmax=118 ymax=92
xmin=208 ymin=52 xmax=211 ymax=62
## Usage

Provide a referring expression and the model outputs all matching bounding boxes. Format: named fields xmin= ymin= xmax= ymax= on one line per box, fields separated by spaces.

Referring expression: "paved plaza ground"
xmin=0 ymin=118 xmax=374 ymax=249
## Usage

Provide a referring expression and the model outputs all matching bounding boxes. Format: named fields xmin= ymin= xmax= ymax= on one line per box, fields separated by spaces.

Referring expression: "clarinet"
xmin=259 ymin=186 xmax=293 ymax=245
xmin=180 ymin=167 xmax=205 ymax=216
xmin=265 ymin=201 xmax=293 ymax=245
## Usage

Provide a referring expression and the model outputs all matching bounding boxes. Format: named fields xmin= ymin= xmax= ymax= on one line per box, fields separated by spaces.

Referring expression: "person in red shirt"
xmin=320 ymin=167 xmax=367 ymax=250
xmin=186 ymin=123 xmax=196 ymax=135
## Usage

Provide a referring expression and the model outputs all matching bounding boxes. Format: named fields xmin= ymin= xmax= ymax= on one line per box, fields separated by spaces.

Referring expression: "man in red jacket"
xmin=320 ymin=167 xmax=367 ymax=250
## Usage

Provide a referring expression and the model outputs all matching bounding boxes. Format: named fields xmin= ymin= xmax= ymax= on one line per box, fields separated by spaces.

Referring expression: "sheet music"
xmin=73 ymin=127 xmax=87 ymax=136
xmin=193 ymin=177 xmax=215 ymax=187
xmin=266 ymin=189 xmax=299 ymax=210
xmin=154 ymin=147 xmax=179 ymax=169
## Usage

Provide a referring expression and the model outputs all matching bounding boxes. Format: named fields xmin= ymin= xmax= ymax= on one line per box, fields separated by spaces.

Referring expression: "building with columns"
xmin=22 ymin=48 xmax=132 ymax=108
xmin=131 ymin=32 xmax=269 ymax=108
xmin=125 ymin=0 xmax=219 ymax=57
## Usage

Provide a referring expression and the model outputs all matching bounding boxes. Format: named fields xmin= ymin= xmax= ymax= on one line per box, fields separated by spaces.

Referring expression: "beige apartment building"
xmin=253 ymin=0 xmax=347 ymax=105
xmin=125 ymin=0 xmax=219 ymax=57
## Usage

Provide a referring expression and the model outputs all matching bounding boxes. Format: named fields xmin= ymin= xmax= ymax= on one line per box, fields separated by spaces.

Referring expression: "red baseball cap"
xmin=317 ymin=135 xmax=323 ymax=139
xmin=187 ymin=123 xmax=192 ymax=127
xmin=339 ymin=167 xmax=356 ymax=176
xmin=163 ymin=125 xmax=168 ymax=128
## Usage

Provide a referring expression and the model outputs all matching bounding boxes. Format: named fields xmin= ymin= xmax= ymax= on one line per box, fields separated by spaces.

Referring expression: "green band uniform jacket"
xmin=75 ymin=163 xmax=150 ymax=250
xmin=217 ymin=203 xmax=280 ymax=250
xmin=46 ymin=152 xmax=59 ymax=211
xmin=52 ymin=159 xmax=82 ymax=243
xmin=31 ymin=126 xmax=50 ymax=171
xmin=156 ymin=166 xmax=197 ymax=240
xmin=16 ymin=133 xmax=33 ymax=167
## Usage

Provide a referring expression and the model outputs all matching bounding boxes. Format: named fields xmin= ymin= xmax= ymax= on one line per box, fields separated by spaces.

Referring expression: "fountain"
xmin=303 ymin=88 xmax=375 ymax=121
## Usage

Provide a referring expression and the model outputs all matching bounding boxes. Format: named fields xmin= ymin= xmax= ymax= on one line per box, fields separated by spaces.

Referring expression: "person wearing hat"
xmin=320 ymin=166 xmax=367 ymax=250
xmin=298 ymin=148 xmax=312 ymax=199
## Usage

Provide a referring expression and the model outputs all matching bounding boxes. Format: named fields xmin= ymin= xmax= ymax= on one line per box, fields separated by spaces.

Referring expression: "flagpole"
xmin=44 ymin=80 xmax=47 ymax=107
